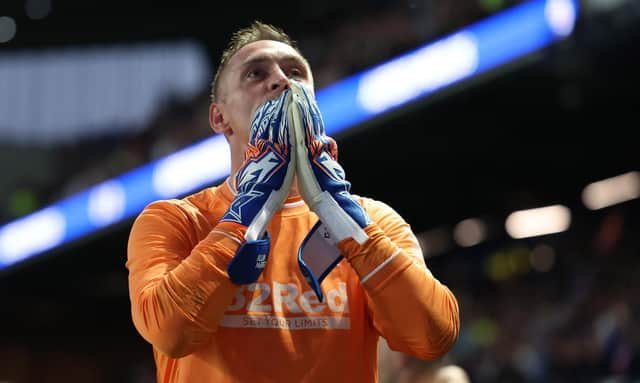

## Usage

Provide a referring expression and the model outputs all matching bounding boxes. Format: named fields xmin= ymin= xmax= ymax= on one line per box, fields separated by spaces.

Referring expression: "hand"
xmin=289 ymin=80 xmax=371 ymax=245
xmin=288 ymin=80 xmax=372 ymax=300
xmin=218 ymin=89 xmax=296 ymax=284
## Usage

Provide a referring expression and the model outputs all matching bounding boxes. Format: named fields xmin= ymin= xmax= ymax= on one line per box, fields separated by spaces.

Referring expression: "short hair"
xmin=210 ymin=21 xmax=302 ymax=102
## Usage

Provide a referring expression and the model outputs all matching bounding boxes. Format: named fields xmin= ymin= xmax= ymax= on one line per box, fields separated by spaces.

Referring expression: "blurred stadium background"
xmin=1 ymin=0 xmax=639 ymax=382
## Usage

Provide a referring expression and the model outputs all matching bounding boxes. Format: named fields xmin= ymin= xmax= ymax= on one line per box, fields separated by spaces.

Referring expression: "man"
xmin=126 ymin=21 xmax=460 ymax=383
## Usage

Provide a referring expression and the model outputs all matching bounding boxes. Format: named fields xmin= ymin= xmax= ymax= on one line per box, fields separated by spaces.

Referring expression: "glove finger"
xmin=294 ymin=96 xmax=316 ymax=144
xmin=250 ymin=89 xmax=291 ymax=144
xmin=273 ymin=89 xmax=291 ymax=149
xmin=295 ymin=82 xmax=326 ymax=138
xmin=321 ymin=135 xmax=339 ymax=162
xmin=306 ymin=94 xmax=326 ymax=138
xmin=288 ymin=84 xmax=339 ymax=162
xmin=288 ymin=81 xmax=322 ymax=141
xmin=249 ymin=98 xmax=274 ymax=143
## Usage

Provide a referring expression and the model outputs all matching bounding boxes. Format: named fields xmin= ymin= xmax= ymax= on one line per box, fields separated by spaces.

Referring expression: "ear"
xmin=209 ymin=102 xmax=231 ymax=135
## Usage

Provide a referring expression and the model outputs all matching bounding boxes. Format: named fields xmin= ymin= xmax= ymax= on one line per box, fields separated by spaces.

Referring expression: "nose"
xmin=268 ymin=67 xmax=290 ymax=95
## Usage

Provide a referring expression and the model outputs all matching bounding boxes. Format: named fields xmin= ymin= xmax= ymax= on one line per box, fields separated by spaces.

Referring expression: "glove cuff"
xmin=297 ymin=221 xmax=344 ymax=302
xmin=227 ymin=232 xmax=270 ymax=285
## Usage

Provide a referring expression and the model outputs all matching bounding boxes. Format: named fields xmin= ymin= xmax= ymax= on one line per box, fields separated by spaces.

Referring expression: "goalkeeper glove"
xmin=289 ymin=80 xmax=372 ymax=299
xmin=217 ymin=89 xmax=295 ymax=284
xmin=290 ymin=80 xmax=371 ymax=243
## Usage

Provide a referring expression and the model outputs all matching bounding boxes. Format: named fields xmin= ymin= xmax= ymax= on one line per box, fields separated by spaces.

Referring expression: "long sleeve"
xmin=337 ymin=199 xmax=460 ymax=360
xmin=126 ymin=200 xmax=244 ymax=358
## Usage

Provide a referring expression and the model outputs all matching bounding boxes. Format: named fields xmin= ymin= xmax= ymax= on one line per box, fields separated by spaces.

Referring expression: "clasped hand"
xmin=220 ymin=80 xmax=370 ymax=286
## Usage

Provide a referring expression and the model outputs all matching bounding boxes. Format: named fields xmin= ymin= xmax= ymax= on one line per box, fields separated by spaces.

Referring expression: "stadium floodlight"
xmin=319 ymin=0 xmax=578 ymax=135
xmin=581 ymin=171 xmax=640 ymax=210
xmin=505 ymin=204 xmax=572 ymax=239
xmin=0 ymin=41 xmax=210 ymax=145
xmin=453 ymin=218 xmax=488 ymax=247
xmin=0 ymin=0 xmax=579 ymax=272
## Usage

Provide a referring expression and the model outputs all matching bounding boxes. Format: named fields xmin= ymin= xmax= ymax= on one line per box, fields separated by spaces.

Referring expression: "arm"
xmin=288 ymin=80 xmax=459 ymax=358
xmin=339 ymin=200 xmax=460 ymax=360
xmin=127 ymin=89 xmax=295 ymax=358
xmin=126 ymin=200 xmax=242 ymax=358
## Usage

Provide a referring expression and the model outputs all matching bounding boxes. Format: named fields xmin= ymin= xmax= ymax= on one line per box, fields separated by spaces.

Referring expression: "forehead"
xmin=227 ymin=40 xmax=307 ymax=71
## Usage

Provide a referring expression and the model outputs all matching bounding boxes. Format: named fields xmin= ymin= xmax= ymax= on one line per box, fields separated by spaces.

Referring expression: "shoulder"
xmin=354 ymin=194 xmax=424 ymax=263
xmin=133 ymin=184 xmax=227 ymax=230
xmin=354 ymin=194 xmax=419 ymax=239
xmin=354 ymin=195 xmax=405 ymax=223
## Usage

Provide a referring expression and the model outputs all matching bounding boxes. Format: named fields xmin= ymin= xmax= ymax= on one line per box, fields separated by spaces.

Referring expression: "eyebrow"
xmin=239 ymin=54 xmax=308 ymax=72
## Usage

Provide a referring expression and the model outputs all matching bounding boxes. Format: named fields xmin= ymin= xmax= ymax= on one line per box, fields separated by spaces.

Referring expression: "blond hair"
xmin=210 ymin=21 xmax=301 ymax=102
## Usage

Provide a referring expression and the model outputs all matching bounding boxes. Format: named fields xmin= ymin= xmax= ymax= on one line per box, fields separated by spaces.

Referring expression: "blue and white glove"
xmin=290 ymin=80 xmax=371 ymax=244
xmin=218 ymin=89 xmax=296 ymax=284
xmin=289 ymin=81 xmax=372 ymax=299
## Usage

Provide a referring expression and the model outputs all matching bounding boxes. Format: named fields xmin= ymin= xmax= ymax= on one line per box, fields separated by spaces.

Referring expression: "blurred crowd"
xmin=384 ymin=207 xmax=640 ymax=383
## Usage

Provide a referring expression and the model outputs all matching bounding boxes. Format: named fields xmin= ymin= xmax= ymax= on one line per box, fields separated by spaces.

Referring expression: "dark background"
xmin=1 ymin=0 xmax=639 ymax=382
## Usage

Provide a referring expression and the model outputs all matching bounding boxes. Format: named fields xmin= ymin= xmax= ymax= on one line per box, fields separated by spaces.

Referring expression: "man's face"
xmin=213 ymin=40 xmax=314 ymax=147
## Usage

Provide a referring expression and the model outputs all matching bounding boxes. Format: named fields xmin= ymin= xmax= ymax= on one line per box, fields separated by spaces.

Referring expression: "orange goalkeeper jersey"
xmin=126 ymin=179 xmax=459 ymax=383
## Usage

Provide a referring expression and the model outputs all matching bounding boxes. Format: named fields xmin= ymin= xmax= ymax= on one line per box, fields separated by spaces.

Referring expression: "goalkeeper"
xmin=126 ymin=20 xmax=460 ymax=383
